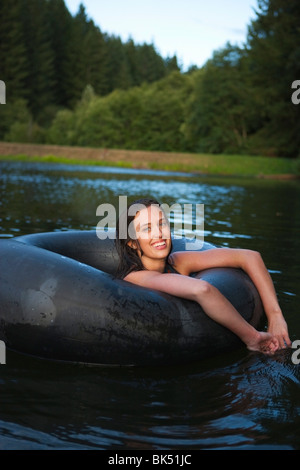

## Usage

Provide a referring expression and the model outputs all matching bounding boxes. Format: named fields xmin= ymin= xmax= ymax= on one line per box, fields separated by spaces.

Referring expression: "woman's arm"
xmin=169 ymin=249 xmax=291 ymax=348
xmin=125 ymin=270 xmax=279 ymax=354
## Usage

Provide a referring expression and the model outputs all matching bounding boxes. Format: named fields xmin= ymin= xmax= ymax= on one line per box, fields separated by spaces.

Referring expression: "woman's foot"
xmin=246 ymin=331 xmax=279 ymax=354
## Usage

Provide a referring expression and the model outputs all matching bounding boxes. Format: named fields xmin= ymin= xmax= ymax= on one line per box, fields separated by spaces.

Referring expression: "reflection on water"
xmin=0 ymin=161 xmax=299 ymax=449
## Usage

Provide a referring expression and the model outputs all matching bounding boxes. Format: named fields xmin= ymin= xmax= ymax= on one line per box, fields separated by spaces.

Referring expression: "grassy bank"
xmin=0 ymin=142 xmax=299 ymax=178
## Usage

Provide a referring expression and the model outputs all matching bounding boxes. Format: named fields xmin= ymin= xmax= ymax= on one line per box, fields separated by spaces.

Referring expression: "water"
xmin=0 ymin=161 xmax=300 ymax=450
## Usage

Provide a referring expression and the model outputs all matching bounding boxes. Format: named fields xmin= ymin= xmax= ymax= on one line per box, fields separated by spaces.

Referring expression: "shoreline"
xmin=0 ymin=141 xmax=299 ymax=179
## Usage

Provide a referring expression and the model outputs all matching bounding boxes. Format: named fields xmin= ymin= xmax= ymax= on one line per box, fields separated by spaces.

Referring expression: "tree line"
xmin=1 ymin=0 xmax=299 ymax=158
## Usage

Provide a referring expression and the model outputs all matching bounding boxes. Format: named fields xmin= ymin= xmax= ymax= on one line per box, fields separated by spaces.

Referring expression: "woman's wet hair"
xmin=114 ymin=197 xmax=171 ymax=279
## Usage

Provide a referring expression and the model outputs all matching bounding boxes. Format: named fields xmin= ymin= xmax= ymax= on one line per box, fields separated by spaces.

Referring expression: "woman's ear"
xmin=127 ymin=240 xmax=137 ymax=250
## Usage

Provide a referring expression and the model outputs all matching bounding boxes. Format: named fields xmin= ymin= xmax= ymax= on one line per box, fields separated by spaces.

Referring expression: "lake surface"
xmin=0 ymin=161 xmax=299 ymax=450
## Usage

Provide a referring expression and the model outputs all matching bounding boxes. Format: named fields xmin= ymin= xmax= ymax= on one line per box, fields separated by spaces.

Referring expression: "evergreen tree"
xmin=165 ymin=55 xmax=181 ymax=73
xmin=0 ymin=0 xmax=29 ymax=101
xmin=134 ymin=43 xmax=167 ymax=84
xmin=63 ymin=4 xmax=92 ymax=106
xmin=20 ymin=0 xmax=55 ymax=119
xmin=63 ymin=4 xmax=108 ymax=103
xmin=47 ymin=0 xmax=73 ymax=109
xmin=103 ymin=35 xmax=133 ymax=93
xmin=83 ymin=21 xmax=108 ymax=96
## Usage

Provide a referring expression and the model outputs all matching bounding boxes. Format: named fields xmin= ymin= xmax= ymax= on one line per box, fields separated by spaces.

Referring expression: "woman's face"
xmin=130 ymin=205 xmax=171 ymax=261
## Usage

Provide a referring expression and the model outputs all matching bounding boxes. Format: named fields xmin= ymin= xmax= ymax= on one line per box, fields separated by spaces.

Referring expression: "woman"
xmin=115 ymin=197 xmax=291 ymax=354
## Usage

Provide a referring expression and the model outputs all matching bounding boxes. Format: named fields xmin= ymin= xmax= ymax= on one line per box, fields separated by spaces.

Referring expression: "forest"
xmin=0 ymin=0 xmax=299 ymax=158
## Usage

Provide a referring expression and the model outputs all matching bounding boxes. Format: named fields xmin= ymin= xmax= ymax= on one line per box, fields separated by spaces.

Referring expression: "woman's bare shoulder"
xmin=167 ymin=251 xmax=197 ymax=275
xmin=124 ymin=269 xmax=162 ymax=286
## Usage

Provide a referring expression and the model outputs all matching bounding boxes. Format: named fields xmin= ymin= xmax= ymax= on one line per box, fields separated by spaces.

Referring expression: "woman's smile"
xmin=151 ymin=240 xmax=168 ymax=250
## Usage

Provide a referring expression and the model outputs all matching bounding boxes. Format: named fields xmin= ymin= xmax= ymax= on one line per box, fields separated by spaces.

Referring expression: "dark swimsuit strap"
xmin=164 ymin=261 xmax=179 ymax=274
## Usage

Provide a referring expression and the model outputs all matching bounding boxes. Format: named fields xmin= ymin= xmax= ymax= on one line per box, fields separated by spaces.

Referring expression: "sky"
xmin=64 ymin=0 xmax=258 ymax=71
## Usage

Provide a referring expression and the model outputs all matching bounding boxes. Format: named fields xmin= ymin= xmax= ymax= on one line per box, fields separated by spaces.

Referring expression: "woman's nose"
xmin=152 ymin=224 xmax=162 ymax=238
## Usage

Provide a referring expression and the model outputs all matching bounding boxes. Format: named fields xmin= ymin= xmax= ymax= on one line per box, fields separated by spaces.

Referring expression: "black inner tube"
xmin=0 ymin=230 xmax=264 ymax=366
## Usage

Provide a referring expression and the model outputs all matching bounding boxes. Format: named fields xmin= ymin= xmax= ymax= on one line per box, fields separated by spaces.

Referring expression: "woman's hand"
xmin=267 ymin=313 xmax=291 ymax=349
